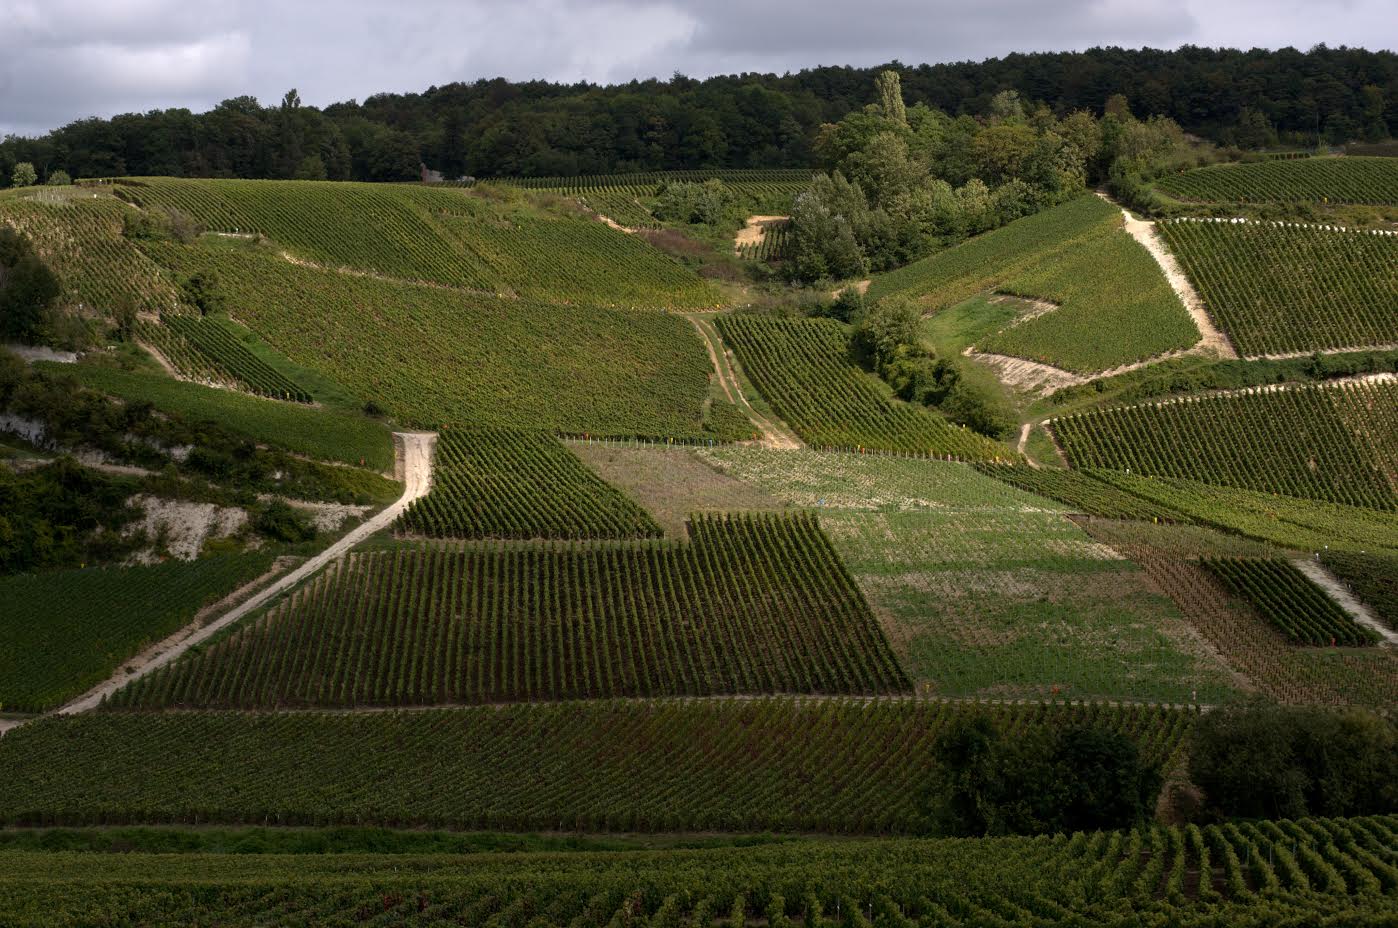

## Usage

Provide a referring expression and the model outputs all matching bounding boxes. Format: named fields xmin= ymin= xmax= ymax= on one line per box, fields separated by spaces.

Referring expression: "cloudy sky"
xmin=2 ymin=0 xmax=1394 ymax=137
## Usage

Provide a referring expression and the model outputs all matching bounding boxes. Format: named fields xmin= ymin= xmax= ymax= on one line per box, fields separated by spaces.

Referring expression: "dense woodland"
xmin=2 ymin=46 xmax=1394 ymax=184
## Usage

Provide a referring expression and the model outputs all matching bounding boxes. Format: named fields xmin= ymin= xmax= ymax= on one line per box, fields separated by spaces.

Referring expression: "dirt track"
xmin=687 ymin=316 xmax=802 ymax=450
xmin=0 ymin=432 xmax=436 ymax=732
xmin=1293 ymin=557 xmax=1398 ymax=647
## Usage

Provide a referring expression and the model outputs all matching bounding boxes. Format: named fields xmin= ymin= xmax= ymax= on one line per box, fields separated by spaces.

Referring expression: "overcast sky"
xmin=2 ymin=0 xmax=1394 ymax=137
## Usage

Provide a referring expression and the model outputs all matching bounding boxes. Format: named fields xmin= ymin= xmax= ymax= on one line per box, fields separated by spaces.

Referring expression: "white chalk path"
xmin=0 ymin=432 xmax=435 ymax=735
xmin=1293 ymin=557 xmax=1398 ymax=647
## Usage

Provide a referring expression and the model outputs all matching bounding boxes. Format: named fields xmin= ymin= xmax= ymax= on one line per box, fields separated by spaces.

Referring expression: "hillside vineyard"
xmin=2 ymin=55 xmax=1398 ymax=927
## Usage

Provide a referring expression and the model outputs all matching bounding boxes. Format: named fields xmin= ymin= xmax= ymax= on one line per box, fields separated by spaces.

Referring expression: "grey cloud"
xmin=1 ymin=0 xmax=1394 ymax=136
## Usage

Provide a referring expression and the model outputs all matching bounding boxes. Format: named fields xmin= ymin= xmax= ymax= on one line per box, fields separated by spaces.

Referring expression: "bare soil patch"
xmin=569 ymin=442 xmax=788 ymax=538
xmin=734 ymin=215 xmax=789 ymax=251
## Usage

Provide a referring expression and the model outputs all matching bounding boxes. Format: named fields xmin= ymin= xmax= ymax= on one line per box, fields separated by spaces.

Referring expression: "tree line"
xmin=1 ymin=46 xmax=1393 ymax=185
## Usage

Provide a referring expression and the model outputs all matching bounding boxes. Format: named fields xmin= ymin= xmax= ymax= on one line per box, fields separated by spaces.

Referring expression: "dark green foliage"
xmin=112 ymin=514 xmax=909 ymax=707
xmin=0 ymin=458 xmax=141 ymax=574
xmin=652 ymin=179 xmax=732 ymax=224
xmin=928 ymin=714 xmax=1160 ymax=836
xmin=1203 ymin=557 xmax=1379 ymax=646
xmin=1322 ymin=552 xmax=1397 ymax=631
xmin=5 ymin=47 xmax=1394 ymax=186
xmin=178 ymin=270 xmax=224 ymax=317
xmin=0 ymin=229 xmax=61 ymax=343
xmin=0 ymin=700 xmax=1189 ymax=831
xmin=0 ymin=553 xmax=273 ymax=712
xmin=251 ymin=500 xmax=316 ymax=543
xmin=1189 ymin=705 xmax=1398 ymax=820
xmin=401 ymin=429 xmax=661 ymax=540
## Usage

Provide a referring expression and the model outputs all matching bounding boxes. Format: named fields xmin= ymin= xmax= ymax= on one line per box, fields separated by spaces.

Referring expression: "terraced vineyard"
xmin=162 ymin=314 xmax=311 ymax=402
xmin=1158 ymin=219 xmax=1398 ymax=355
xmin=400 ymin=428 xmax=661 ymax=539
xmin=110 ymin=177 xmax=723 ymax=309
xmin=716 ymin=315 xmax=1008 ymax=459
xmin=1050 ymin=379 xmax=1398 ymax=510
xmin=6 ymin=700 xmax=1186 ymax=831
xmin=1156 ymin=156 xmax=1398 ymax=205
xmin=4 ymin=813 xmax=1396 ymax=926
xmin=1202 ymin=557 xmax=1379 ymax=646
xmin=111 ymin=514 xmax=908 ymax=708
xmin=143 ymin=240 xmax=714 ymax=436
xmin=0 ymin=554 xmax=273 ymax=713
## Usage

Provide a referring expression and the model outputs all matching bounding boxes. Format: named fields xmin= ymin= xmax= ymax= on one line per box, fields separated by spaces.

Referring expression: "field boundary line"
xmin=0 ymin=432 xmax=437 ymax=737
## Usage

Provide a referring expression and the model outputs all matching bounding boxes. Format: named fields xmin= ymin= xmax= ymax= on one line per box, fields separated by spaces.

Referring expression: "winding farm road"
xmin=0 ymin=432 xmax=436 ymax=734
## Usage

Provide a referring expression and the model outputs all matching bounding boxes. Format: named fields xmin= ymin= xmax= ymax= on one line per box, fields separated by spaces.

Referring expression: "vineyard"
xmin=973 ymin=463 xmax=1186 ymax=522
xmin=1050 ymin=378 xmax=1398 ymax=510
xmin=160 ymin=314 xmax=311 ymax=402
xmin=400 ymin=428 xmax=662 ymax=539
xmin=0 ymin=188 xmax=178 ymax=313
xmin=3 ymin=700 xmax=1188 ymax=832
xmin=868 ymin=195 xmax=1195 ymax=372
xmin=735 ymin=220 xmax=793 ymax=262
xmin=1081 ymin=522 xmax=1398 ymax=707
xmin=0 ymin=554 xmax=273 ymax=714
xmin=1086 ymin=470 xmax=1398 ymax=555
xmin=47 ymin=363 xmax=393 ymax=469
xmin=1155 ymin=155 xmax=1398 ymax=205
xmin=110 ymin=177 xmax=723 ymax=309
xmin=697 ymin=449 xmax=1243 ymax=704
xmin=110 ymin=514 xmax=908 ymax=708
xmin=1158 ymin=219 xmax=1398 ymax=355
xmin=5 ymin=813 xmax=1398 ymax=926
xmin=1202 ymin=557 xmax=1379 ymax=647
xmin=142 ymin=240 xmax=714 ymax=436
xmin=715 ymin=315 xmax=1008 ymax=459
xmin=1322 ymin=552 xmax=1397 ymax=631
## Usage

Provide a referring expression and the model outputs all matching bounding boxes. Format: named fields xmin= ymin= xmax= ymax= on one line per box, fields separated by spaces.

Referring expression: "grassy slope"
xmin=868 ymin=195 xmax=1197 ymax=373
xmin=110 ymin=178 xmax=724 ymax=310
xmin=42 ymin=362 xmax=394 ymax=470
xmin=143 ymin=240 xmax=713 ymax=436
xmin=0 ymin=554 xmax=273 ymax=714
xmin=697 ymin=448 xmax=1243 ymax=704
